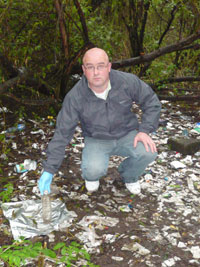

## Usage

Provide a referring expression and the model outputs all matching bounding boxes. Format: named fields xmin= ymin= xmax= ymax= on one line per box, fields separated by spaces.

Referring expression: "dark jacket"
xmin=43 ymin=69 xmax=161 ymax=174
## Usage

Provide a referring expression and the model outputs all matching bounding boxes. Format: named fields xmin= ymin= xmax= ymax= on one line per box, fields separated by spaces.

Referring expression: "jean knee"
xmin=144 ymin=151 xmax=157 ymax=163
xmin=81 ymin=161 xmax=107 ymax=181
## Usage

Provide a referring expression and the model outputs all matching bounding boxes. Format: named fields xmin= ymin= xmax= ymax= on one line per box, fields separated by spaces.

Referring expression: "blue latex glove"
xmin=38 ymin=171 xmax=53 ymax=195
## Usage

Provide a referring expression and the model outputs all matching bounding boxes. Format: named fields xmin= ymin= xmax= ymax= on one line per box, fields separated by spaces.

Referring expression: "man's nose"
xmin=93 ymin=67 xmax=99 ymax=75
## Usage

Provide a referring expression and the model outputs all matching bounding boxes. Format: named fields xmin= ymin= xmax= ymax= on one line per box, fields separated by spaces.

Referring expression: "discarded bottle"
xmin=42 ymin=190 xmax=52 ymax=224
xmin=182 ymin=129 xmax=189 ymax=137
xmin=14 ymin=159 xmax=37 ymax=173
xmin=6 ymin=123 xmax=25 ymax=133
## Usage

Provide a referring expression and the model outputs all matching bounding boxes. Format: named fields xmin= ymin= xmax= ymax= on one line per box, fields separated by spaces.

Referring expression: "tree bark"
xmin=54 ymin=0 xmax=69 ymax=58
xmin=73 ymin=0 xmax=89 ymax=43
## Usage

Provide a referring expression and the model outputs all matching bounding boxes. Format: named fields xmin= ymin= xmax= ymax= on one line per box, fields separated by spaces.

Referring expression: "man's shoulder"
xmin=66 ymin=76 xmax=87 ymax=97
xmin=110 ymin=69 xmax=139 ymax=86
xmin=111 ymin=69 xmax=138 ymax=79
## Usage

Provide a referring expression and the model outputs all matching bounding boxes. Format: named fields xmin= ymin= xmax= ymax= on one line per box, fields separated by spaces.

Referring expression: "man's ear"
xmin=108 ymin=62 xmax=112 ymax=72
xmin=82 ymin=65 xmax=85 ymax=74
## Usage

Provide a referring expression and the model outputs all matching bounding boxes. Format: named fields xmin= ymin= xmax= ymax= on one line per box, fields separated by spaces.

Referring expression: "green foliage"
xmin=0 ymin=0 xmax=199 ymax=97
xmin=0 ymin=238 xmax=43 ymax=267
xmin=0 ymin=133 xmax=5 ymax=142
xmin=0 ymin=238 xmax=99 ymax=267
xmin=0 ymin=183 xmax=14 ymax=202
xmin=14 ymin=106 xmax=27 ymax=121
xmin=53 ymin=241 xmax=99 ymax=266
xmin=48 ymin=106 xmax=57 ymax=117
xmin=31 ymin=112 xmax=43 ymax=122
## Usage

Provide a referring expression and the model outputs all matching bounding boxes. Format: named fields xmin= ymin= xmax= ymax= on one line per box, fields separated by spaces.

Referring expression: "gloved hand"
xmin=38 ymin=171 xmax=53 ymax=195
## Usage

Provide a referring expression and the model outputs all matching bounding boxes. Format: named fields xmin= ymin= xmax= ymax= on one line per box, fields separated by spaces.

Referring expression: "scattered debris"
xmin=14 ymin=159 xmax=37 ymax=173
xmin=0 ymin=101 xmax=200 ymax=266
xmin=1 ymin=198 xmax=77 ymax=240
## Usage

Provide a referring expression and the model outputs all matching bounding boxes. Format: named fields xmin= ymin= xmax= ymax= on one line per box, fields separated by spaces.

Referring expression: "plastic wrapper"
xmin=1 ymin=199 xmax=77 ymax=240
xmin=122 ymin=242 xmax=150 ymax=255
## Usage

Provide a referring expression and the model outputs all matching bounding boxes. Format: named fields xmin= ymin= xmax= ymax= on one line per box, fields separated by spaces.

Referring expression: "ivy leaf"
xmin=42 ymin=248 xmax=56 ymax=258
xmin=53 ymin=242 xmax=65 ymax=250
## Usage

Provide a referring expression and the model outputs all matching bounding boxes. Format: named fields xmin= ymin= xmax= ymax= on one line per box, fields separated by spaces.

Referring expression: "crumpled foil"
xmin=1 ymin=199 xmax=77 ymax=240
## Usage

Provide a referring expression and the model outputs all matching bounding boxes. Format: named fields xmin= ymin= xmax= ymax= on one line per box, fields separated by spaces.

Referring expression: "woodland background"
xmin=0 ymin=1 xmax=200 ymax=266
xmin=0 ymin=0 xmax=200 ymax=106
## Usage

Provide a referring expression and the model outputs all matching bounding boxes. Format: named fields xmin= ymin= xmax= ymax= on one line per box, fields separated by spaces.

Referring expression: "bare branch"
xmin=158 ymin=4 xmax=178 ymax=46
xmin=73 ymin=0 xmax=89 ymax=43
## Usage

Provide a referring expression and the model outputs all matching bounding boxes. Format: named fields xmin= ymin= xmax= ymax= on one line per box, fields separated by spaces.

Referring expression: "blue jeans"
xmin=81 ymin=130 xmax=157 ymax=183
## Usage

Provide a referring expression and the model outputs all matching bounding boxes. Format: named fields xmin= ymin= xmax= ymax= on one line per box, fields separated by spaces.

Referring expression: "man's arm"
xmin=128 ymin=75 xmax=161 ymax=134
xmin=39 ymin=93 xmax=79 ymax=194
xmin=129 ymin=75 xmax=161 ymax=152
xmin=44 ymin=94 xmax=79 ymax=174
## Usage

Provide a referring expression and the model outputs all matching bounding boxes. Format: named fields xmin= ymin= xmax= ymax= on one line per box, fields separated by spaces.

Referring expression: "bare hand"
xmin=133 ymin=132 xmax=157 ymax=153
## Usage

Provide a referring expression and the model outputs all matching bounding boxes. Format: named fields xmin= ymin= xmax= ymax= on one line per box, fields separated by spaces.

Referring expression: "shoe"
xmin=125 ymin=181 xmax=141 ymax=194
xmin=85 ymin=180 xmax=99 ymax=193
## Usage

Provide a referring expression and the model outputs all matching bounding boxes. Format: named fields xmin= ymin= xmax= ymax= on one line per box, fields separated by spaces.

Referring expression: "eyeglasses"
xmin=84 ymin=64 xmax=109 ymax=72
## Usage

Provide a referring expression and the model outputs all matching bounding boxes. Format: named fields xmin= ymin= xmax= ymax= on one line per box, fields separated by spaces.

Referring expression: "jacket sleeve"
xmin=129 ymin=75 xmax=162 ymax=134
xmin=43 ymin=93 xmax=79 ymax=174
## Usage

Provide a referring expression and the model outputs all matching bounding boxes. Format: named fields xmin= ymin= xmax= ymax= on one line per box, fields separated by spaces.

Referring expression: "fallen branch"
xmin=0 ymin=72 xmax=28 ymax=94
xmin=112 ymin=30 xmax=200 ymax=68
xmin=155 ymin=76 xmax=200 ymax=84
xmin=158 ymin=95 xmax=200 ymax=101
xmin=4 ymin=93 xmax=56 ymax=106
xmin=155 ymin=87 xmax=200 ymax=93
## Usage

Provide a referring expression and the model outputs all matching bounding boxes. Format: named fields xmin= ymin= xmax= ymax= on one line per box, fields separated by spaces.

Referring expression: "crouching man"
xmin=38 ymin=48 xmax=161 ymax=195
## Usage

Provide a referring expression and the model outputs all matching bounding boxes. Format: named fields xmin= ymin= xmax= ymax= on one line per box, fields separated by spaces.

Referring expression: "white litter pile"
xmin=0 ymin=100 xmax=200 ymax=266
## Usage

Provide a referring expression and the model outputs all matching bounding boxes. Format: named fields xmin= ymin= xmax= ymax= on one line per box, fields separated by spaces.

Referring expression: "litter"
xmin=190 ymin=246 xmax=200 ymax=259
xmin=30 ymin=129 xmax=45 ymax=135
xmin=162 ymin=257 xmax=181 ymax=267
xmin=122 ymin=242 xmax=150 ymax=255
xmin=0 ymin=107 xmax=9 ymax=113
xmin=112 ymin=256 xmax=124 ymax=261
xmin=77 ymin=225 xmax=102 ymax=247
xmin=1 ymin=199 xmax=77 ymax=240
xmin=78 ymin=215 xmax=119 ymax=230
xmin=42 ymin=190 xmax=52 ymax=224
xmin=1 ymin=99 xmax=200 ymax=266
xmin=170 ymin=161 xmax=186 ymax=169
xmin=6 ymin=123 xmax=25 ymax=133
xmin=14 ymin=159 xmax=37 ymax=173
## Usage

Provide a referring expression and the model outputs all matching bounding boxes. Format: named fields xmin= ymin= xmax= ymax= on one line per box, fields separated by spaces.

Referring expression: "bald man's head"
xmin=82 ymin=48 xmax=109 ymax=65
xmin=82 ymin=48 xmax=112 ymax=93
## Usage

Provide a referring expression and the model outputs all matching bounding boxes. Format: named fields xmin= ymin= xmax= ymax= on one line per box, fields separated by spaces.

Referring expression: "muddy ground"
xmin=0 ymin=95 xmax=200 ymax=267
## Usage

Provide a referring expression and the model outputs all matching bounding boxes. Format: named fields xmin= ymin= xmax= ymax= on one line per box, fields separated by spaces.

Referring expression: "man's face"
xmin=82 ymin=48 xmax=112 ymax=92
